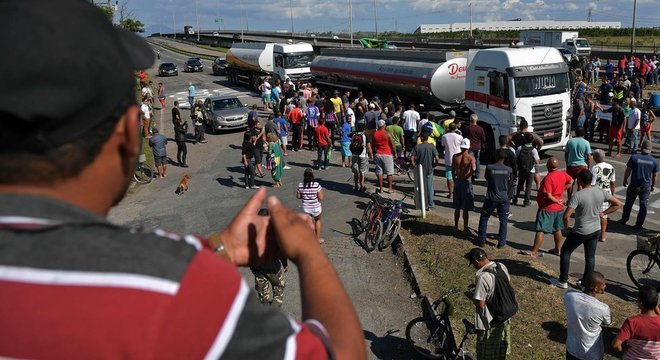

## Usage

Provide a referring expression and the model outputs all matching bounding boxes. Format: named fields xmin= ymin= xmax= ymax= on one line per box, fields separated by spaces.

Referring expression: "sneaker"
xmin=283 ymin=165 xmax=292 ymax=170
xmin=245 ymin=185 xmax=249 ymax=189
xmin=200 ymin=140 xmax=208 ymax=143
xmin=496 ymin=243 xmax=506 ymax=249
xmin=251 ymin=186 xmax=260 ymax=189
xmin=576 ymin=280 xmax=585 ymax=291
xmin=550 ymin=279 xmax=568 ymax=289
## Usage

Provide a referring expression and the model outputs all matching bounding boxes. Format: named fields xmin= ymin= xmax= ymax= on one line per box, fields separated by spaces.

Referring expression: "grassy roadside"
xmin=196 ymin=44 xmax=229 ymax=54
xmin=400 ymin=214 xmax=636 ymax=360
xmin=156 ymin=42 xmax=219 ymax=61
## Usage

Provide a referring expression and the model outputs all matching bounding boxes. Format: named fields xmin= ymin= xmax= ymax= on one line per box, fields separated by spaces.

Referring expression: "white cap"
xmin=630 ymin=97 xmax=637 ymax=103
xmin=460 ymin=138 xmax=470 ymax=149
xmin=369 ymin=103 xmax=375 ymax=109
xmin=608 ymin=92 xmax=614 ymax=97
xmin=377 ymin=119 xmax=386 ymax=128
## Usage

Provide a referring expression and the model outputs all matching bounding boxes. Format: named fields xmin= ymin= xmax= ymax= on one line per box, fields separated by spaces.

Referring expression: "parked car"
xmin=158 ymin=62 xmax=178 ymax=76
xmin=184 ymin=58 xmax=203 ymax=72
xmin=212 ymin=57 xmax=228 ymax=75
xmin=212 ymin=32 xmax=220 ymax=37
xmin=202 ymin=95 xmax=249 ymax=133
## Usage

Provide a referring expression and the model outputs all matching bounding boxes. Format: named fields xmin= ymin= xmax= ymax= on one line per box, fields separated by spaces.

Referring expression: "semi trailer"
xmin=519 ymin=31 xmax=591 ymax=57
xmin=225 ymin=42 xmax=315 ymax=90
xmin=310 ymin=46 xmax=572 ymax=155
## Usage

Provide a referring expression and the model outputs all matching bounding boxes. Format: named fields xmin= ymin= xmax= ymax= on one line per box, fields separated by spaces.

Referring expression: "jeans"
xmin=559 ymin=230 xmax=600 ymax=284
xmin=629 ymin=128 xmax=640 ymax=153
xmin=194 ymin=124 xmax=205 ymax=143
xmin=187 ymin=96 xmax=194 ymax=109
xmin=404 ymin=130 xmax=416 ymax=152
xmin=621 ymin=185 xmax=651 ymax=227
xmin=576 ymin=114 xmax=586 ymax=130
xmin=425 ymin=173 xmax=434 ymax=208
xmin=515 ymin=172 xmax=533 ymax=204
xmin=244 ymin=162 xmax=255 ymax=187
xmin=292 ymin=124 xmax=303 ymax=150
xmin=317 ymin=145 xmax=329 ymax=169
xmin=306 ymin=125 xmax=316 ymax=149
xmin=477 ymin=199 xmax=510 ymax=246
xmin=586 ymin=115 xmax=597 ymax=141
xmin=176 ymin=140 xmax=187 ymax=165
xmin=470 ymin=149 xmax=481 ymax=180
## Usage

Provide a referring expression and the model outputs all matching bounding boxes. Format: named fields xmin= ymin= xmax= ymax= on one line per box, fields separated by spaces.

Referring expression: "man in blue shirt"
xmin=564 ymin=127 xmax=592 ymax=198
xmin=187 ymin=82 xmax=195 ymax=113
xmin=340 ymin=117 xmax=353 ymax=168
xmin=620 ymin=140 xmax=659 ymax=229
xmin=148 ymin=128 xmax=168 ymax=179
xmin=476 ymin=151 xmax=512 ymax=248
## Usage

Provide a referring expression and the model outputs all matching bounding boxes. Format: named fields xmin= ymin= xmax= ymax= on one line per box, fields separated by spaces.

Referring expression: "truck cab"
xmin=272 ymin=43 xmax=314 ymax=83
xmin=464 ymin=47 xmax=571 ymax=154
xmin=564 ymin=37 xmax=591 ymax=57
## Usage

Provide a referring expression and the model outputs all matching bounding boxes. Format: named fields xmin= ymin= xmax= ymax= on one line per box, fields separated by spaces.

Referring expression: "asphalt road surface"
xmin=109 ymin=43 xmax=660 ymax=358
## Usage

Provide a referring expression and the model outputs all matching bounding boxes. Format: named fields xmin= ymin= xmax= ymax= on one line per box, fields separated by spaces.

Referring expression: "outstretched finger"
xmin=235 ymin=187 xmax=268 ymax=219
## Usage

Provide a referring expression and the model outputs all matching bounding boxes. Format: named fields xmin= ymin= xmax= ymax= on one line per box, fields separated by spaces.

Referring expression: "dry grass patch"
xmin=400 ymin=214 xmax=636 ymax=360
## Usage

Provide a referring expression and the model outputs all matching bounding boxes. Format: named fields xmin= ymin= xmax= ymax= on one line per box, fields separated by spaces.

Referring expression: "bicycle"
xmin=626 ymin=233 xmax=660 ymax=289
xmin=361 ymin=193 xmax=386 ymax=252
xmin=133 ymin=153 xmax=155 ymax=184
xmin=394 ymin=157 xmax=415 ymax=182
xmin=406 ymin=289 xmax=476 ymax=360
xmin=378 ymin=194 xmax=409 ymax=251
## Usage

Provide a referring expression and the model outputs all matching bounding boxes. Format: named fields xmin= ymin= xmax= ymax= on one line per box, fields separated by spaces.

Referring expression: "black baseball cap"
xmin=0 ymin=0 xmax=154 ymax=151
xmin=464 ymin=248 xmax=487 ymax=265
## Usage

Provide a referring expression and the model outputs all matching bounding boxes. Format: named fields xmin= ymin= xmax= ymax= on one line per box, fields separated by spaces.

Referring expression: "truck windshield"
xmin=575 ymin=39 xmax=589 ymax=48
xmin=513 ymin=72 xmax=570 ymax=98
xmin=283 ymin=53 xmax=314 ymax=69
xmin=213 ymin=98 xmax=243 ymax=110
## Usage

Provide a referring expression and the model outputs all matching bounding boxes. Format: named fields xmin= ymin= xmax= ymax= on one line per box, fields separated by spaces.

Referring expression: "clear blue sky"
xmin=130 ymin=0 xmax=658 ymax=34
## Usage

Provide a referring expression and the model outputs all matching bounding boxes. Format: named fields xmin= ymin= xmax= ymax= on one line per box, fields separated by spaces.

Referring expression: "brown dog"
xmin=177 ymin=174 xmax=190 ymax=196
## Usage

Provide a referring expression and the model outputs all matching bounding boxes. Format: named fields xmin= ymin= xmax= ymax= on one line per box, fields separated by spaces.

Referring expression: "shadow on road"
xmin=364 ymin=329 xmax=421 ymax=360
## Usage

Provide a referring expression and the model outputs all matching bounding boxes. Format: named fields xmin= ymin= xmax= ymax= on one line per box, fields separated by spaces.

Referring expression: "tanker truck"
xmin=226 ymin=42 xmax=315 ymax=91
xmin=311 ymin=46 xmax=571 ymax=155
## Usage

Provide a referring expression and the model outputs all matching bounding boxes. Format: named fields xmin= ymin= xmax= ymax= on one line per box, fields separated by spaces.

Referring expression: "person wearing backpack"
xmin=350 ymin=123 xmax=371 ymax=192
xmin=466 ymin=248 xmax=516 ymax=360
xmin=514 ymin=134 xmax=539 ymax=207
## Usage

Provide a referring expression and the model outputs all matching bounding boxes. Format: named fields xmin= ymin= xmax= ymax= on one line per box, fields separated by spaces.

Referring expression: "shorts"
xmin=341 ymin=142 xmax=352 ymax=157
xmin=154 ymin=155 xmax=167 ymax=167
xmin=535 ymin=209 xmax=565 ymax=234
xmin=566 ymin=165 xmax=588 ymax=179
xmin=374 ymin=154 xmax=394 ymax=176
xmin=254 ymin=148 xmax=263 ymax=164
xmin=601 ymin=201 xmax=610 ymax=219
xmin=352 ymin=156 xmax=368 ymax=174
xmin=641 ymin=124 xmax=652 ymax=134
xmin=609 ymin=126 xmax=623 ymax=142
xmin=304 ymin=207 xmax=322 ymax=218
xmin=445 ymin=165 xmax=453 ymax=180
xmin=262 ymin=93 xmax=271 ymax=104
xmin=279 ymin=136 xmax=288 ymax=148
xmin=452 ymin=179 xmax=474 ymax=210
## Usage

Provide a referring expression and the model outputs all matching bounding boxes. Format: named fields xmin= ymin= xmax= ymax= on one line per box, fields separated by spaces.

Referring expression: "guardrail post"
xmin=414 ymin=164 xmax=426 ymax=219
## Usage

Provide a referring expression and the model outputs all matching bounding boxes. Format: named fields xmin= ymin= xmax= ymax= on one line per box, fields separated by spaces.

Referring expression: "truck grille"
xmin=531 ymin=102 xmax=563 ymax=143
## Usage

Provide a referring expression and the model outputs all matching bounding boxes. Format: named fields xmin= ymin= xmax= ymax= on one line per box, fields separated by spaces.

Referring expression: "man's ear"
xmin=116 ymin=105 xmax=141 ymax=159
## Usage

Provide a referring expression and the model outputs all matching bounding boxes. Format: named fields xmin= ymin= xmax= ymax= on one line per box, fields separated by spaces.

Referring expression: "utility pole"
xmin=469 ymin=2 xmax=473 ymax=38
xmin=630 ymin=0 xmax=637 ymax=57
xmin=373 ymin=0 xmax=378 ymax=37
xmin=349 ymin=0 xmax=354 ymax=47
xmin=239 ymin=0 xmax=244 ymax=42
xmin=195 ymin=0 xmax=200 ymax=41
xmin=171 ymin=1 xmax=176 ymax=38
xmin=289 ymin=0 xmax=294 ymax=34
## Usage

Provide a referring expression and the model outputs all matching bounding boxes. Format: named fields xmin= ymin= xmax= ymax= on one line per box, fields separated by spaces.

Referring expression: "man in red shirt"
xmin=612 ymin=285 xmax=660 ymax=359
xmin=287 ymin=101 xmax=304 ymax=151
xmin=371 ymin=120 xmax=396 ymax=193
xmin=315 ymin=118 xmax=331 ymax=170
xmin=521 ymin=157 xmax=573 ymax=258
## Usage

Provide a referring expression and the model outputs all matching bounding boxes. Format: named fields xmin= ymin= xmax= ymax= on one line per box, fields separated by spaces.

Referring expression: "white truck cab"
xmin=464 ymin=47 xmax=571 ymax=152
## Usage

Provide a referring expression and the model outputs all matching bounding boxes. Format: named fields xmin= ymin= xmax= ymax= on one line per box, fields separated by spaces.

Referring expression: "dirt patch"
xmin=400 ymin=214 xmax=636 ymax=360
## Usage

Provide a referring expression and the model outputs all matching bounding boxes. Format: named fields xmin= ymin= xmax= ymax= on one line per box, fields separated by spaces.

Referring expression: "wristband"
xmin=213 ymin=241 xmax=231 ymax=262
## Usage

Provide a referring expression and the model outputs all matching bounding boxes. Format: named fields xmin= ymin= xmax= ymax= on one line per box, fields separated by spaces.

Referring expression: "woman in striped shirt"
xmin=297 ymin=168 xmax=325 ymax=243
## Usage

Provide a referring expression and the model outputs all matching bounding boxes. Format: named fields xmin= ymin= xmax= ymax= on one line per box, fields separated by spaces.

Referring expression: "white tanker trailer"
xmin=226 ymin=42 xmax=315 ymax=90
xmin=311 ymin=46 xmax=572 ymax=153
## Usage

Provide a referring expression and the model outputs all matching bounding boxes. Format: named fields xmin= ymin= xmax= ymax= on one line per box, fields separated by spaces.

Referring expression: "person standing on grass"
xmin=553 ymin=171 xmax=621 ymax=290
xmin=371 ymin=120 xmax=396 ymax=194
xmin=442 ymin=122 xmax=463 ymax=199
xmin=521 ymin=157 xmax=572 ymax=258
xmin=410 ymin=128 xmax=440 ymax=211
xmin=466 ymin=248 xmax=514 ymax=360
xmin=148 ymin=128 xmax=167 ymax=179
xmin=612 ymin=285 xmax=660 ymax=360
xmin=340 ymin=116 xmax=353 ymax=168
xmin=564 ymin=271 xmax=612 ymax=360
xmin=590 ymin=149 xmax=616 ymax=242
xmin=241 ymin=131 xmax=256 ymax=189
xmin=620 ymin=140 xmax=659 ymax=230
xmin=452 ymin=138 xmax=476 ymax=233
xmin=297 ymin=168 xmax=325 ymax=244
xmin=476 ymin=150 xmax=512 ymax=249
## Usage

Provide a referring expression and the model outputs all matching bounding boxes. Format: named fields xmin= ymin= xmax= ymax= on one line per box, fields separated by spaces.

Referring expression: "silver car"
xmin=202 ymin=95 xmax=249 ymax=134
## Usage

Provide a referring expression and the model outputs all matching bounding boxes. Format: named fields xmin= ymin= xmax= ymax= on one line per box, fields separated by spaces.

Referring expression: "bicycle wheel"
xmin=133 ymin=163 xmax=154 ymax=184
xmin=364 ymin=219 xmax=382 ymax=253
xmin=627 ymin=250 xmax=660 ymax=289
xmin=407 ymin=167 xmax=415 ymax=183
xmin=405 ymin=317 xmax=449 ymax=359
xmin=361 ymin=201 xmax=376 ymax=231
xmin=379 ymin=218 xmax=401 ymax=251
